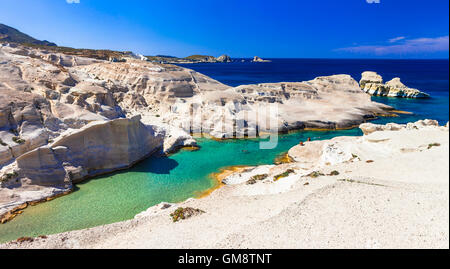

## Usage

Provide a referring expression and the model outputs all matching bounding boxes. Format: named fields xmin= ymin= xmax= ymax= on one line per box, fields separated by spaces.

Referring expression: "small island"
xmin=252 ymin=56 xmax=271 ymax=62
xmin=145 ymin=54 xmax=233 ymax=64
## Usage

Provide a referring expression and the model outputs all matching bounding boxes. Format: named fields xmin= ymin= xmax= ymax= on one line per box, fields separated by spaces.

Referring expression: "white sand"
xmin=1 ymin=123 xmax=448 ymax=249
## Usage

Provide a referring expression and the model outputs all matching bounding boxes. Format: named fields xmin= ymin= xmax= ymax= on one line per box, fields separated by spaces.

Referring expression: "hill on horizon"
xmin=0 ymin=23 xmax=57 ymax=46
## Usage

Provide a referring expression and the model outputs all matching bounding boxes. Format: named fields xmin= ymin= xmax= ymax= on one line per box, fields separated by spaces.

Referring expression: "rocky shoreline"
xmin=1 ymin=119 xmax=447 ymax=248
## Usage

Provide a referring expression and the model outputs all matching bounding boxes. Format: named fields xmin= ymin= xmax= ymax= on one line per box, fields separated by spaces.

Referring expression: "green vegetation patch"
xmin=273 ymin=169 xmax=295 ymax=181
xmin=246 ymin=174 xmax=269 ymax=185
xmin=327 ymin=170 xmax=340 ymax=176
xmin=305 ymin=171 xmax=325 ymax=178
xmin=170 ymin=207 xmax=205 ymax=222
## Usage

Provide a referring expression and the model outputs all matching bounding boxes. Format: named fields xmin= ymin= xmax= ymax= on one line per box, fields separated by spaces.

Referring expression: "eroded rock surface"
xmin=360 ymin=71 xmax=429 ymax=98
xmin=3 ymin=120 xmax=446 ymax=248
xmin=162 ymin=75 xmax=393 ymax=138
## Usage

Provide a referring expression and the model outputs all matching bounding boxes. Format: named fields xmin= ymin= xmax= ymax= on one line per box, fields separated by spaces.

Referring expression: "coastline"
xmin=0 ymin=110 xmax=421 ymax=238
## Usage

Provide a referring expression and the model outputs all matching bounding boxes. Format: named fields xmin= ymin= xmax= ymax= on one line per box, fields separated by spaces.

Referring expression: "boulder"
xmin=359 ymin=71 xmax=429 ymax=98
xmin=360 ymin=71 xmax=383 ymax=88
xmin=13 ymin=116 xmax=164 ymax=186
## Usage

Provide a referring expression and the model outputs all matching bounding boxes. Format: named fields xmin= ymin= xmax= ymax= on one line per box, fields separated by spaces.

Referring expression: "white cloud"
xmin=388 ymin=36 xmax=405 ymax=43
xmin=336 ymin=36 xmax=449 ymax=55
xmin=66 ymin=0 xmax=80 ymax=3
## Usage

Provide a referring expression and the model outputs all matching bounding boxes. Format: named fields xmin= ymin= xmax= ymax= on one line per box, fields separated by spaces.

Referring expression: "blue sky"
xmin=0 ymin=0 xmax=448 ymax=58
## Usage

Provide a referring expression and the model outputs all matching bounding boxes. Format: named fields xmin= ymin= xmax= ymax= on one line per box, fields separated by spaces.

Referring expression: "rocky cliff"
xmin=360 ymin=71 xmax=429 ymax=98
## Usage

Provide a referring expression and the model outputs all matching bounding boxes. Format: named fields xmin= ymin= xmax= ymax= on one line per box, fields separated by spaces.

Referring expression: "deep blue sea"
xmin=178 ymin=59 xmax=449 ymax=125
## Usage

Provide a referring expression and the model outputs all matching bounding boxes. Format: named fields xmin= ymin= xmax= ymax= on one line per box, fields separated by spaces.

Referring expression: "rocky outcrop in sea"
xmin=216 ymin=54 xmax=232 ymax=62
xmin=359 ymin=71 xmax=429 ymax=98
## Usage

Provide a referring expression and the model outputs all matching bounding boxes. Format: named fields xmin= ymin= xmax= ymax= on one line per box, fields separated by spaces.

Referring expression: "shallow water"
xmin=0 ymin=59 xmax=448 ymax=243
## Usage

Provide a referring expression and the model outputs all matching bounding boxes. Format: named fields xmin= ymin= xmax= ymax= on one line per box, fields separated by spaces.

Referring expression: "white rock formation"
xmin=3 ymin=119 xmax=446 ymax=248
xmin=0 ymin=116 xmax=165 ymax=218
xmin=359 ymin=119 xmax=440 ymax=135
xmin=216 ymin=55 xmax=232 ymax=62
xmin=360 ymin=71 xmax=430 ymax=98
xmin=160 ymin=75 xmax=394 ymax=138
